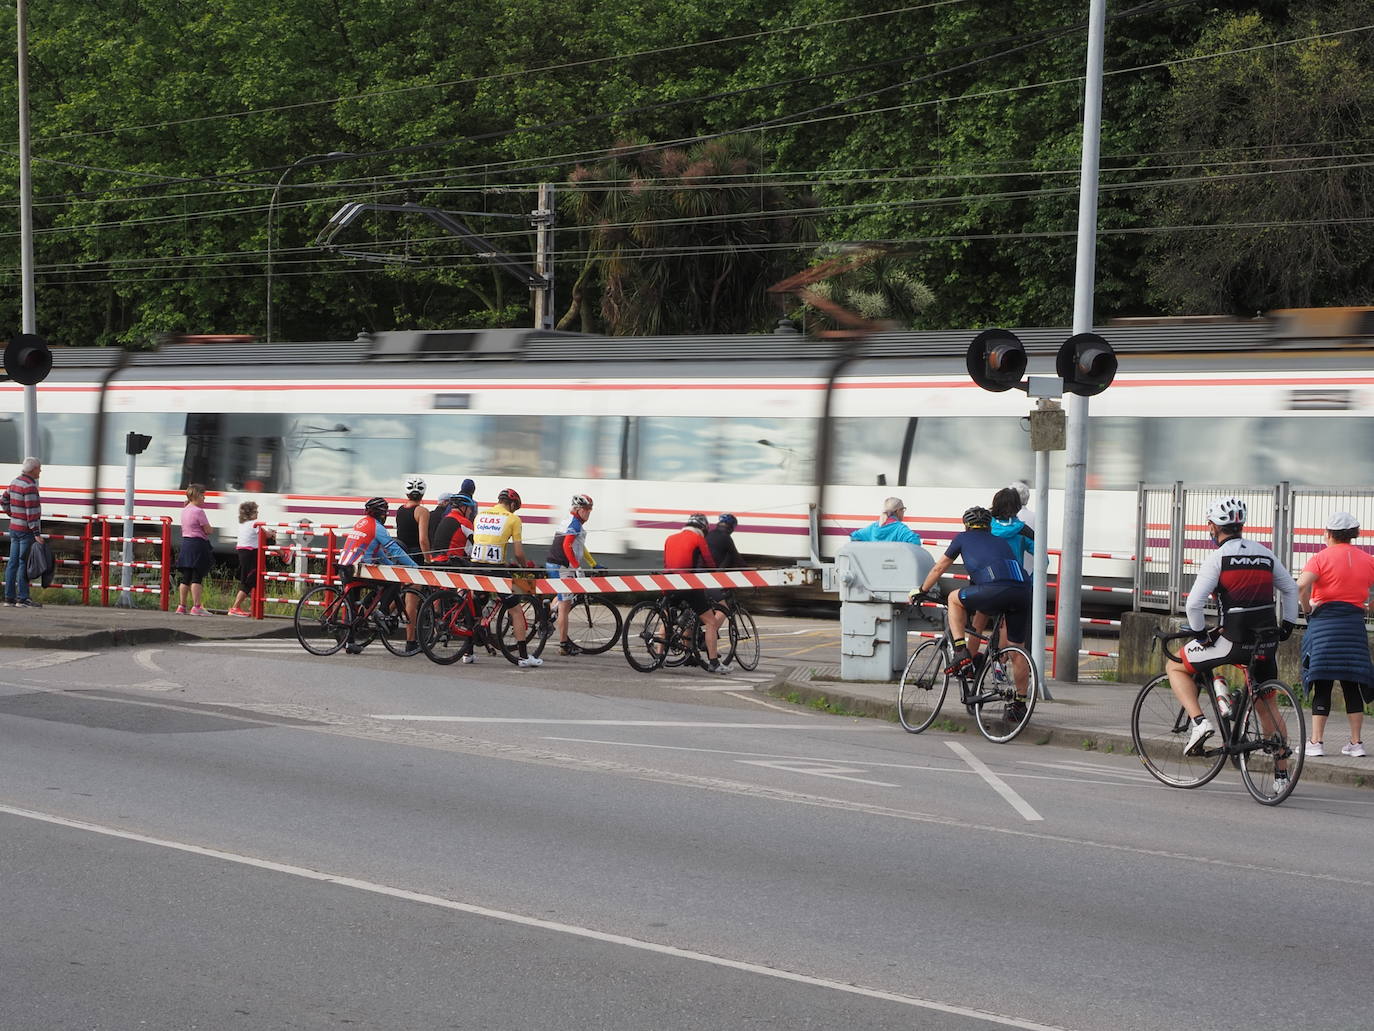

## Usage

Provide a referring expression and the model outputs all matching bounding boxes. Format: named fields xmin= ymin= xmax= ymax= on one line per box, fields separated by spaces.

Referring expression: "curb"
xmin=0 ymin=624 xmax=297 ymax=651
xmin=762 ymin=673 xmax=1374 ymax=793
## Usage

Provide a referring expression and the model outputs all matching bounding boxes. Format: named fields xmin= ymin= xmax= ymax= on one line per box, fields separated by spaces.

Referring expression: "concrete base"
xmin=1117 ymin=611 xmax=1310 ymax=685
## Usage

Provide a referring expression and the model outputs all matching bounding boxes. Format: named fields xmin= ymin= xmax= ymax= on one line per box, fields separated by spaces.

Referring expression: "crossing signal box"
xmin=1056 ymin=332 xmax=1117 ymax=396
xmin=125 ymin=432 xmax=152 ymax=455
xmin=3 ymin=334 xmax=53 ymax=385
xmin=966 ymin=329 xmax=1028 ymax=392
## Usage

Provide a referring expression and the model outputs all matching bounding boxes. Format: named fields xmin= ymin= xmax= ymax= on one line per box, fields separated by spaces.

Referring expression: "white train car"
xmin=3 ymin=324 xmax=1371 ymax=590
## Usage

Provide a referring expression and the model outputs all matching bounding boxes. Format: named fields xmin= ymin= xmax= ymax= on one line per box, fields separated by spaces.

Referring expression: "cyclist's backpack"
xmin=0 ymin=487 xmax=10 ymax=516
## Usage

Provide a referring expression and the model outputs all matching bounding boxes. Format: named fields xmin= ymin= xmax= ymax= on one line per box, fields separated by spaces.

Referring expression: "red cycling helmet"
xmin=498 ymin=487 xmax=522 ymax=511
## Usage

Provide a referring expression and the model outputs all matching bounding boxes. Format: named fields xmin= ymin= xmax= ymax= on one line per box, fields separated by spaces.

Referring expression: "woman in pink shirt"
xmin=1297 ymin=511 xmax=1374 ymax=757
xmin=176 ymin=484 xmax=214 ymax=615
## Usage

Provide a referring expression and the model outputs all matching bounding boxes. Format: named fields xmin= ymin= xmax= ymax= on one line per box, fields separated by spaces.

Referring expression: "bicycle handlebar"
xmin=1153 ymin=627 xmax=1210 ymax=664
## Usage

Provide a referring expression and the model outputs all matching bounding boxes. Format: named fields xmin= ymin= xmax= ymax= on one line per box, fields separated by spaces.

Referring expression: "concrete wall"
xmin=1117 ymin=611 xmax=1307 ymax=685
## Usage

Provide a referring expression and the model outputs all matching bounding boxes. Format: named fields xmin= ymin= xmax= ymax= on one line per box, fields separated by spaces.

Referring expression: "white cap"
xmin=437 ymin=491 xmax=453 ymax=503
xmin=1326 ymin=511 xmax=1359 ymax=531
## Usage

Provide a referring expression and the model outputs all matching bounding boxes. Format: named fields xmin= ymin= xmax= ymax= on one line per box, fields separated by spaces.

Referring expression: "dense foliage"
xmin=0 ymin=0 xmax=1367 ymax=346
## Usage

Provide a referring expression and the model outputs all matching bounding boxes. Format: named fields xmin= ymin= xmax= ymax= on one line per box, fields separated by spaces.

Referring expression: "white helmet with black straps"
xmin=1205 ymin=496 xmax=1247 ymax=528
xmin=404 ymin=476 xmax=426 ymax=497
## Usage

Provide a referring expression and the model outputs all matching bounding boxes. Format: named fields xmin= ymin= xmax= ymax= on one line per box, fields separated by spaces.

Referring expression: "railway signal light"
xmin=966 ymin=329 xmax=1028 ymax=392
xmin=3 ymin=333 xmax=52 ymax=385
xmin=1056 ymin=332 xmax=1117 ymax=396
xmin=125 ymin=432 xmax=152 ymax=455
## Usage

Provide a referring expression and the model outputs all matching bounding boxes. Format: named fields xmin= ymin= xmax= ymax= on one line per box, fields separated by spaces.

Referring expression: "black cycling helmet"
xmin=497 ymin=487 xmax=522 ymax=511
xmin=364 ymin=496 xmax=389 ymax=519
xmin=686 ymin=513 xmax=709 ymax=531
xmin=962 ymin=505 xmax=992 ymax=529
xmin=717 ymin=513 xmax=738 ymax=531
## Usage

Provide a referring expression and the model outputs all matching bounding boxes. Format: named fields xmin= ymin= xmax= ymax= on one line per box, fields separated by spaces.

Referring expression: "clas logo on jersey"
xmin=474 ymin=513 xmax=507 ymax=535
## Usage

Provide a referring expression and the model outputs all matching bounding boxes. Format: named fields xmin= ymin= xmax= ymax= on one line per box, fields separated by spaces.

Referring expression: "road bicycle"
xmin=622 ymin=591 xmax=759 ymax=673
xmin=1130 ymin=628 xmax=1303 ymax=806
xmin=414 ymin=588 xmax=504 ymax=665
xmin=896 ymin=595 xmax=1038 ymax=743
xmin=294 ymin=578 xmax=425 ymax=657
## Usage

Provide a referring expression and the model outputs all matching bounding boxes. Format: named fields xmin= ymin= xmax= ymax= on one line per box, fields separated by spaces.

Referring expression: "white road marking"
xmin=737 ymin=759 xmax=899 ymax=788
xmin=368 ymin=715 xmax=878 ymax=729
xmin=0 ymin=802 xmax=1078 ymax=1031
xmin=181 ymin=641 xmax=301 ymax=648
xmin=946 ymin=741 xmax=1044 ymax=822
xmin=133 ymin=649 xmax=164 ymax=674
xmin=723 ymin=691 xmax=799 ymax=713
xmin=1018 ymin=760 xmax=1154 ymax=782
xmin=0 ymin=651 xmax=97 ymax=669
xmin=131 ymin=680 xmax=182 ymax=692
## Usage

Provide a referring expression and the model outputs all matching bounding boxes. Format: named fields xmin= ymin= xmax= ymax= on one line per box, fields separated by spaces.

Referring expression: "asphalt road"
xmin=2 ymin=629 xmax=1370 ymax=1031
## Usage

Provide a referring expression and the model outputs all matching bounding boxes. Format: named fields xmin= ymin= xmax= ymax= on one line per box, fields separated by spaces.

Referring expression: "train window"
xmin=829 ymin=417 xmax=907 ymax=486
xmin=1259 ymin=417 xmax=1374 ymax=485
xmin=178 ymin=414 xmax=285 ymax=493
xmin=633 ymin=417 xmax=717 ymax=482
xmin=483 ymin=416 xmax=560 ymax=477
xmin=1087 ymin=418 xmax=1143 ymax=490
xmin=723 ymin=418 xmax=815 ymax=484
xmin=905 ymin=417 xmax=1034 ymax=488
xmin=417 ymin=414 xmax=484 ymax=478
xmin=0 ymin=417 xmax=18 ymax=464
xmin=98 ymin=413 xmax=185 ymax=475
xmin=1140 ymin=418 xmax=1260 ymax=484
xmin=557 ymin=416 xmax=624 ymax=480
xmin=289 ymin=414 xmax=415 ymax=496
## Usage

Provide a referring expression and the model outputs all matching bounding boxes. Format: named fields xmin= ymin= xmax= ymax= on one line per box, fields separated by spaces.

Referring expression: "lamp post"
xmin=265 ymin=151 xmax=354 ymax=342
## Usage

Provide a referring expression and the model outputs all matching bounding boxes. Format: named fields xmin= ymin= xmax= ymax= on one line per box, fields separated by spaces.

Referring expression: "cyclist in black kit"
xmin=394 ymin=476 xmax=430 ymax=561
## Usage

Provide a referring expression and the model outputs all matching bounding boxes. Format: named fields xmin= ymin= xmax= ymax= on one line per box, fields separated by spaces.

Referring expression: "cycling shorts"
xmin=1181 ymin=634 xmax=1276 ymax=682
xmin=958 ymin=582 xmax=1031 ymax=643
xmin=669 ymin=589 xmax=711 ymax=616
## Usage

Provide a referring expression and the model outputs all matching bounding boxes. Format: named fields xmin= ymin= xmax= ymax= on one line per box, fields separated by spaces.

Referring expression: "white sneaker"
xmin=1305 ymin=740 xmax=1325 ymax=757
xmin=1184 ymin=717 xmax=1215 ymax=755
xmin=1342 ymin=741 xmax=1367 ymax=758
xmin=517 ymin=655 xmax=544 ymax=668
xmin=460 ymin=653 xmax=475 ymax=664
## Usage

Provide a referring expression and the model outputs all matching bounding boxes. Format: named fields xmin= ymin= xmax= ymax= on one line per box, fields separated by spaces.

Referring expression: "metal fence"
xmin=1134 ymin=482 xmax=1374 ymax=615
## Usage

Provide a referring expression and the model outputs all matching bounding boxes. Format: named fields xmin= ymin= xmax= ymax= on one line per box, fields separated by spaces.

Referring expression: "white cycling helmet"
xmin=404 ymin=476 xmax=426 ymax=497
xmin=1205 ymin=496 xmax=1247 ymax=528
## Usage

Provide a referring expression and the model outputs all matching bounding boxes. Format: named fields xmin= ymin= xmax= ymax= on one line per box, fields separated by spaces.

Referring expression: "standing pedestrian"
xmin=176 ymin=484 xmax=215 ymax=615
xmin=849 ymin=497 xmax=922 ymax=544
xmin=1298 ymin=511 xmax=1374 ymax=757
xmin=3 ymin=457 xmax=43 ymax=607
xmin=227 ymin=500 xmax=273 ymax=617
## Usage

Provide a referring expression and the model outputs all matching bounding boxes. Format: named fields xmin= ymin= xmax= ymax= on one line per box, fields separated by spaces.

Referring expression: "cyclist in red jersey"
xmin=663 ymin=513 xmax=726 ymax=673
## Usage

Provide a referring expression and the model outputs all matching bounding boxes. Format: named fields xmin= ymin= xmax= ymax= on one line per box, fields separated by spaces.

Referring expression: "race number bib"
xmin=470 ymin=542 xmax=505 ymax=564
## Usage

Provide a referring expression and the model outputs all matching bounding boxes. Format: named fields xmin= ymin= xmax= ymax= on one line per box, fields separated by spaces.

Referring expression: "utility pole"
xmin=531 ymin=183 xmax=555 ymax=330
xmin=1056 ymin=0 xmax=1108 ymax=683
xmin=16 ymin=0 xmax=40 ymax=458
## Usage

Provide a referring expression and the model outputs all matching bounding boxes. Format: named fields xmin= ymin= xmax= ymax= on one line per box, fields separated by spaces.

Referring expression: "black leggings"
xmin=1310 ymin=680 xmax=1367 ymax=717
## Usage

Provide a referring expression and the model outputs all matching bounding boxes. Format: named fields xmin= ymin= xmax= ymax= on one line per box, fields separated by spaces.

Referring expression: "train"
xmin=2 ymin=314 xmax=1371 ymax=587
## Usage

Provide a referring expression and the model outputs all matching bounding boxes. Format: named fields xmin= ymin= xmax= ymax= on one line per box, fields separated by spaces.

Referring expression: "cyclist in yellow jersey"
xmin=470 ymin=488 xmax=541 ymax=667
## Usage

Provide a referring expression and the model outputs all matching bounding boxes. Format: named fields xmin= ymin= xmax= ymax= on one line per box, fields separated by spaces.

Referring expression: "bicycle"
xmin=713 ymin=590 xmax=760 ymax=671
xmin=415 ymin=588 xmax=503 ymax=665
xmin=896 ymin=593 xmax=1038 ymax=743
xmin=295 ymin=578 xmax=425 ymax=657
xmin=1130 ymin=628 xmax=1303 ymax=806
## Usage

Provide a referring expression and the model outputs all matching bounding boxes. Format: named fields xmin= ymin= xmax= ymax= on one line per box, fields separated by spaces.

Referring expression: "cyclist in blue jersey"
xmin=338 ymin=496 xmax=421 ymax=655
xmin=913 ymin=505 xmax=1032 ymax=716
xmin=990 ymin=486 xmax=1034 ymax=575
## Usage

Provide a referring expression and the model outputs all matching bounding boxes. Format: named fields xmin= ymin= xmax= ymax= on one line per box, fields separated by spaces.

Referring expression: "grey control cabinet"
xmin=833 ymin=541 xmax=934 ymax=682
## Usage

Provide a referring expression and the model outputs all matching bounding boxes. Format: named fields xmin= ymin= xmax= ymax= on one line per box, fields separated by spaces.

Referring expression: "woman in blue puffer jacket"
xmin=990 ymin=487 xmax=1034 ymax=575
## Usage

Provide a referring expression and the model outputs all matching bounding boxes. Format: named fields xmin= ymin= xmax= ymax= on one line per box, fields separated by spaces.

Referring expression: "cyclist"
xmin=912 ymin=505 xmax=1031 ymax=718
xmin=470 ymin=487 xmax=542 ymax=668
xmin=664 ymin=513 xmax=726 ymax=673
xmin=394 ymin=476 xmax=431 ymax=561
xmin=990 ymin=486 xmax=1034 ymax=575
xmin=1166 ymin=496 xmax=1298 ymax=760
xmin=546 ymin=494 xmax=598 ymax=655
xmin=429 ymin=493 xmax=476 ymax=566
xmin=337 ymin=496 xmax=420 ymax=655
xmin=707 ymin=513 xmax=744 ymax=568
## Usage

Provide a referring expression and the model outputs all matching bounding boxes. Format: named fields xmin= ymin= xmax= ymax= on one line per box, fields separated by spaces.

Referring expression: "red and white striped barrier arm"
xmin=354 ymin=564 xmax=817 ymax=595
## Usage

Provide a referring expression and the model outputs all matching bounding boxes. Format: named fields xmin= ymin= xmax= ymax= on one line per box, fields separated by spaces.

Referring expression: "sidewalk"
xmin=0 ymin=603 xmax=291 ymax=650
xmin=768 ymin=663 xmax=1374 ymax=792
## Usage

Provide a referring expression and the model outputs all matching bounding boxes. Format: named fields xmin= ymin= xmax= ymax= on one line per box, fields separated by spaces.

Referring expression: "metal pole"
xmin=16 ymin=0 xmax=40 ymax=458
xmin=1054 ymin=0 xmax=1108 ymax=683
xmin=266 ymin=152 xmax=353 ymax=342
xmin=532 ymin=182 xmax=555 ymax=330
xmin=1031 ymin=447 xmax=1052 ymax=699
xmin=116 ymin=450 xmax=136 ymax=607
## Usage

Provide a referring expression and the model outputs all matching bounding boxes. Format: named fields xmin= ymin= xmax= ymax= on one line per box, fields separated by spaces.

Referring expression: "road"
xmin=2 ymin=620 xmax=1370 ymax=1030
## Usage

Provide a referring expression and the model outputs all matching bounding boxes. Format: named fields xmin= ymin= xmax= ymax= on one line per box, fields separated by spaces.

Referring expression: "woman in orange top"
xmin=1297 ymin=511 xmax=1374 ymax=758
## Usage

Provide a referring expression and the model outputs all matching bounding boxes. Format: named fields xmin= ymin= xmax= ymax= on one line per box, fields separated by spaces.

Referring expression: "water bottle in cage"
xmin=1213 ymin=674 xmax=1232 ymax=718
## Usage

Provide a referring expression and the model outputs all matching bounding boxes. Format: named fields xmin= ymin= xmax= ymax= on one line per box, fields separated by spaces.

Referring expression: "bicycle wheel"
xmin=378 ymin=586 xmax=426 ymax=655
xmin=495 ymin=595 xmax=548 ymax=664
xmin=897 ymin=640 xmax=950 ymax=733
xmin=972 ymin=645 xmax=1037 ymax=743
xmin=565 ymin=596 xmax=622 ymax=654
xmin=1238 ymin=681 xmax=1305 ymax=806
xmin=294 ymin=585 xmax=353 ymax=656
xmin=622 ymin=601 xmax=669 ymax=672
xmin=418 ymin=590 xmax=474 ymax=665
xmin=724 ymin=605 xmax=760 ymax=671
xmin=1131 ymin=674 xmax=1227 ymax=788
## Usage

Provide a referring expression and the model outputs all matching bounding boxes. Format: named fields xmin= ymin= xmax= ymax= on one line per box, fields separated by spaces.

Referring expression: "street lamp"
xmin=265 ymin=151 xmax=355 ymax=342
